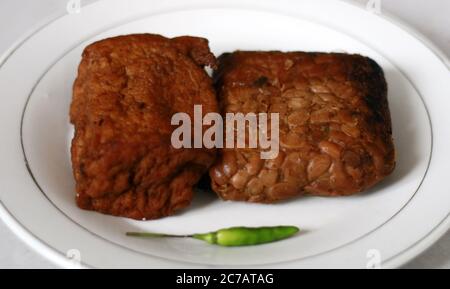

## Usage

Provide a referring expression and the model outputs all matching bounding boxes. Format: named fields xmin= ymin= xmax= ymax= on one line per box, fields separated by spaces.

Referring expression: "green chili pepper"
xmin=126 ymin=225 xmax=299 ymax=247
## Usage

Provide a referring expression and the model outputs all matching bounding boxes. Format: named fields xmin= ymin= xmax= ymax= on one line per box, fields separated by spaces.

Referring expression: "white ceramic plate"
xmin=0 ymin=0 xmax=449 ymax=269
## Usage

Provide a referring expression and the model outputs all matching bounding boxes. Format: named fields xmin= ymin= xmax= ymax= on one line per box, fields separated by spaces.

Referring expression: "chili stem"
xmin=126 ymin=232 xmax=192 ymax=238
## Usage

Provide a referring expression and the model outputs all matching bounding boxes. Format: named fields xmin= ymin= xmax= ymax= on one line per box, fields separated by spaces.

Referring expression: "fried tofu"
xmin=70 ymin=34 xmax=218 ymax=219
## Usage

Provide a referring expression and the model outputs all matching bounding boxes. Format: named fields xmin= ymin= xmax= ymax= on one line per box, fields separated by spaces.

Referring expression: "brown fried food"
xmin=210 ymin=51 xmax=395 ymax=202
xmin=70 ymin=34 xmax=218 ymax=220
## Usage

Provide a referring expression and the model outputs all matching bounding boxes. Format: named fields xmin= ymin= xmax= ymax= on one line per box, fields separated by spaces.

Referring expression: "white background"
xmin=0 ymin=0 xmax=448 ymax=268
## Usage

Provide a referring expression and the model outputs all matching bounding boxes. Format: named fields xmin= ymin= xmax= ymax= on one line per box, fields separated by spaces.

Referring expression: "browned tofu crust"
xmin=70 ymin=34 xmax=217 ymax=220
xmin=210 ymin=51 xmax=395 ymax=202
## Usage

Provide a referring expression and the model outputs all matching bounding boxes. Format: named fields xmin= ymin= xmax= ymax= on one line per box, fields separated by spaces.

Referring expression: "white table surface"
xmin=0 ymin=0 xmax=448 ymax=269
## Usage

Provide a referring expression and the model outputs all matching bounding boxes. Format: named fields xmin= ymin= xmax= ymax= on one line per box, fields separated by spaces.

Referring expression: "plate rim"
xmin=0 ymin=0 xmax=449 ymax=268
